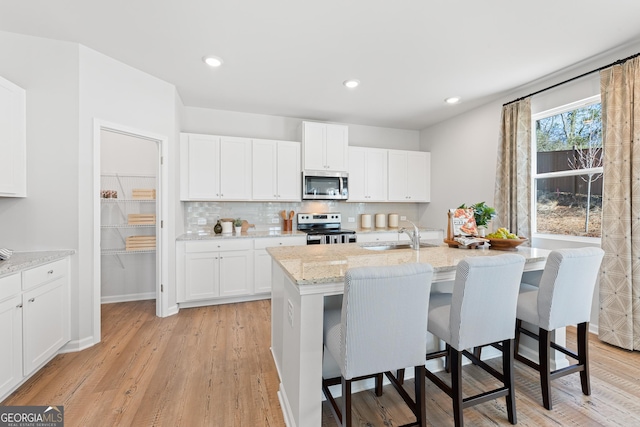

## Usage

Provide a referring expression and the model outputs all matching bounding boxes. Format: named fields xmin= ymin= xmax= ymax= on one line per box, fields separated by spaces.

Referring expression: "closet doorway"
xmin=94 ymin=121 xmax=169 ymax=342
xmin=100 ymin=130 xmax=157 ymax=303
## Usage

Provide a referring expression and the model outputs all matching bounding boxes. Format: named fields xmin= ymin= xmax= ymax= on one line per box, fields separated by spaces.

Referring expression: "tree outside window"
xmin=533 ymin=96 xmax=603 ymax=238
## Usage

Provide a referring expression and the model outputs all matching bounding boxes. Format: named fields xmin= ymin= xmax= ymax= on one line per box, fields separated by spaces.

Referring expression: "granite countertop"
xmin=0 ymin=250 xmax=75 ymax=277
xmin=177 ymin=230 xmax=307 ymax=241
xmin=267 ymin=243 xmax=549 ymax=286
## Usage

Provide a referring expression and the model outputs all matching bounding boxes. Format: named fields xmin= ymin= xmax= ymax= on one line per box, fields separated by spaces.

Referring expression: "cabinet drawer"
xmin=254 ymin=236 xmax=306 ymax=250
xmin=185 ymin=239 xmax=252 ymax=253
xmin=0 ymin=273 xmax=21 ymax=302
xmin=22 ymin=258 xmax=68 ymax=291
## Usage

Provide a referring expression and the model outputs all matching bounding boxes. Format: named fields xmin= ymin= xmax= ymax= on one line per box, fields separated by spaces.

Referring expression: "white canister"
xmin=221 ymin=220 xmax=233 ymax=234
xmin=361 ymin=214 xmax=372 ymax=229
xmin=375 ymin=213 xmax=386 ymax=228
xmin=388 ymin=213 xmax=399 ymax=228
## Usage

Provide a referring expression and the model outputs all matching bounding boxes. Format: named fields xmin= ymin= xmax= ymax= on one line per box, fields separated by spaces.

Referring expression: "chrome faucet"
xmin=399 ymin=220 xmax=421 ymax=250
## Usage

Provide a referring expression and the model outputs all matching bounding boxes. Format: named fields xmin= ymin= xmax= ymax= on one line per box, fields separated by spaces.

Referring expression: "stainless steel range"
xmin=297 ymin=213 xmax=357 ymax=245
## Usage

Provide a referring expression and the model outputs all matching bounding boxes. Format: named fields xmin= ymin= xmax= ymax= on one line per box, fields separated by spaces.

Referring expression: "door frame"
xmin=93 ymin=119 xmax=170 ymax=342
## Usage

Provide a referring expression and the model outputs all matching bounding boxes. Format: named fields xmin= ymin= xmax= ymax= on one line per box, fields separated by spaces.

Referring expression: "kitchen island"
xmin=267 ymin=242 xmax=552 ymax=427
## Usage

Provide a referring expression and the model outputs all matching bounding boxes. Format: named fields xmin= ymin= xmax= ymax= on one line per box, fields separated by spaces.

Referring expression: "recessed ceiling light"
xmin=343 ymin=79 xmax=360 ymax=89
xmin=203 ymin=55 xmax=223 ymax=67
xmin=445 ymin=96 xmax=461 ymax=104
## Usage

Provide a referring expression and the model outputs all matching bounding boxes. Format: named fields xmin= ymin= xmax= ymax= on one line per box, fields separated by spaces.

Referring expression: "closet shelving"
xmin=100 ymin=173 xmax=157 ymax=268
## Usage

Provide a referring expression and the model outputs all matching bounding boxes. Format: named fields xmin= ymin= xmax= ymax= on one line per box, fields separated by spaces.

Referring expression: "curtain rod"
xmin=503 ymin=51 xmax=640 ymax=106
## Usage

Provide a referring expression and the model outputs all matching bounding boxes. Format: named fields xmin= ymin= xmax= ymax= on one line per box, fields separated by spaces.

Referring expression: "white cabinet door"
xmin=388 ymin=150 xmax=409 ymax=201
xmin=365 ymin=148 xmax=387 ymax=201
xmin=407 ymin=151 xmax=430 ymax=202
xmin=253 ymin=250 xmax=273 ymax=294
xmin=252 ymin=140 xmax=301 ymax=201
xmin=22 ymin=276 xmax=68 ymax=375
xmin=348 ymin=147 xmax=367 ymax=201
xmin=219 ymin=136 xmax=252 ymax=200
xmin=301 ymin=122 xmax=348 ymax=171
xmin=349 ymin=147 xmax=387 ymax=202
xmin=324 ymin=124 xmax=348 ymax=172
xmin=252 ymin=139 xmax=278 ymax=200
xmin=219 ymin=250 xmax=253 ymax=297
xmin=302 ymin=122 xmax=326 ymax=171
xmin=180 ymin=134 xmax=220 ymax=200
xmin=387 ymin=150 xmax=430 ymax=202
xmin=184 ymin=252 xmax=220 ymax=301
xmin=0 ymin=75 xmax=26 ymax=197
xmin=253 ymin=236 xmax=307 ymax=293
xmin=0 ymin=294 xmax=22 ymax=397
xmin=276 ymin=141 xmax=301 ymax=201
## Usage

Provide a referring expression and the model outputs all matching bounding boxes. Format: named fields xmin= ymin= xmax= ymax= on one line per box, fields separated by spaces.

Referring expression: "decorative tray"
xmin=443 ymin=238 xmax=487 ymax=249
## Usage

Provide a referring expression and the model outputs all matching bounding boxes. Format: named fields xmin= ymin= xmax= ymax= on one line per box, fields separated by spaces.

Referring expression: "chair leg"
xmin=341 ymin=377 xmax=352 ymax=427
xmin=451 ymin=349 xmax=464 ymax=427
xmin=445 ymin=343 xmax=452 ymax=373
xmin=578 ymin=322 xmax=591 ymax=396
xmin=396 ymin=368 xmax=405 ymax=385
xmin=514 ymin=319 xmax=522 ymax=357
xmin=502 ymin=339 xmax=517 ymax=424
xmin=375 ymin=372 xmax=384 ymax=396
xmin=539 ymin=328 xmax=552 ymax=410
xmin=414 ymin=365 xmax=427 ymax=427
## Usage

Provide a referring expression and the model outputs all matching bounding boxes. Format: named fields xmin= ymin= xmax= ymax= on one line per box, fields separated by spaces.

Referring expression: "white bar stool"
xmin=515 ymin=247 xmax=604 ymax=410
xmin=322 ymin=263 xmax=434 ymax=427
xmin=425 ymin=253 xmax=526 ymax=427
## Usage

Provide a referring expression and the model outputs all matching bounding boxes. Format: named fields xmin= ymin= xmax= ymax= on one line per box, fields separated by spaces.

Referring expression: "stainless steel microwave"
xmin=302 ymin=171 xmax=349 ymax=200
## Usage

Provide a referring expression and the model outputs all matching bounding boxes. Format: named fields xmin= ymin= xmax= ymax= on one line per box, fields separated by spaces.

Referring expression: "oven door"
xmin=302 ymin=171 xmax=348 ymax=200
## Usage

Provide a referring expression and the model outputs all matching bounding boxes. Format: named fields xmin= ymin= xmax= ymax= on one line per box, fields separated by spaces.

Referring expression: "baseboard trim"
xmin=101 ymin=292 xmax=155 ymax=304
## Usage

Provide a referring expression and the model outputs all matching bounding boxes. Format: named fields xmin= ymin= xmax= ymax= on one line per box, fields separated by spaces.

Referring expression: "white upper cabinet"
xmin=0 ymin=76 xmax=26 ymax=197
xmin=387 ymin=150 xmax=430 ymax=202
xmin=300 ymin=121 xmax=348 ymax=172
xmin=252 ymin=139 xmax=300 ymax=201
xmin=180 ymin=133 xmax=252 ymax=201
xmin=348 ymin=147 xmax=388 ymax=202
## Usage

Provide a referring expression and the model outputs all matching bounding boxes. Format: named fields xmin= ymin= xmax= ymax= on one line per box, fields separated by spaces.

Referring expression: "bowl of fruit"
xmin=485 ymin=228 xmax=528 ymax=251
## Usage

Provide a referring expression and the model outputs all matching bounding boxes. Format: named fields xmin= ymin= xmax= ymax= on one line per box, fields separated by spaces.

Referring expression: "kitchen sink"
xmin=361 ymin=242 xmax=438 ymax=251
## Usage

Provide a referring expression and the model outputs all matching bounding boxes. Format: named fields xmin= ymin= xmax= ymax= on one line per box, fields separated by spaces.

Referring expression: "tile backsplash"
xmin=184 ymin=201 xmax=421 ymax=233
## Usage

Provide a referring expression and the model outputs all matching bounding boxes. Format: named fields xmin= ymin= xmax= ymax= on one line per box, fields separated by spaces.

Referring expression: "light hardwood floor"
xmin=2 ymin=300 xmax=639 ymax=426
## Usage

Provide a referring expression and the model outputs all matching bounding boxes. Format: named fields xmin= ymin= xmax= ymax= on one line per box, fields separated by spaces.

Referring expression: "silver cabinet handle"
xmin=48 ymin=270 xmax=54 ymax=274
xmin=29 ymin=298 xmax=35 ymax=303
xmin=16 ymin=303 xmax=23 ymax=308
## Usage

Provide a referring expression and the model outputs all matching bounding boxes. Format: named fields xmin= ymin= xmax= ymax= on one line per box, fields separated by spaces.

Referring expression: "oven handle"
xmin=307 ymin=235 xmax=322 ymax=245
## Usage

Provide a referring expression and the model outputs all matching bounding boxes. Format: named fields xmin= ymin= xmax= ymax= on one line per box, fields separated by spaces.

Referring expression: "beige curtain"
xmin=494 ymin=98 xmax=532 ymax=239
xmin=599 ymin=57 xmax=640 ymax=351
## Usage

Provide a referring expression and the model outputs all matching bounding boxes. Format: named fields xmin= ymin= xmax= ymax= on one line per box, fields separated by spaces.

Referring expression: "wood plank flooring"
xmin=2 ymin=299 xmax=639 ymax=426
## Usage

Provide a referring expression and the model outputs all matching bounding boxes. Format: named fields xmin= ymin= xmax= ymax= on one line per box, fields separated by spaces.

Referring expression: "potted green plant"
xmin=234 ymin=218 xmax=243 ymax=234
xmin=459 ymin=202 xmax=496 ymax=236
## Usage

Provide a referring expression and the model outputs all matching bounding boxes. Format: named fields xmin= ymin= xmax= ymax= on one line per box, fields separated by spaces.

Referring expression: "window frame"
xmin=530 ymin=94 xmax=603 ymax=241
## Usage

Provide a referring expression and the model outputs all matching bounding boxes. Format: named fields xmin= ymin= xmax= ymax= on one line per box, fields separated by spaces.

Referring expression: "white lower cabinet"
xmin=177 ymin=236 xmax=307 ymax=305
xmin=0 ymin=257 xmax=70 ymax=401
xmin=254 ymin=236 xmax=306 ymax=294
xmin=179 ymin=239 xmax=253 ymax=303
xmin=0 ymin=288 xmax=22 ymax=398
xmin=22 ymin=276 xmax=68 ymax=375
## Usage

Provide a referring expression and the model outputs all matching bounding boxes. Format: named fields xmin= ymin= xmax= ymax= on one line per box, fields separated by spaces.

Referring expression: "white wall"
xmin=79 ymin=45 xmax=178 ymax=344
xmin=182 ymin=106 xmax=420 ymax=150
xmin=0 ymin=32 xmax=79 ymax=250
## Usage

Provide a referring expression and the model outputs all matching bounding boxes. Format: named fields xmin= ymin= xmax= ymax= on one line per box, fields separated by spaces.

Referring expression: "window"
xmin=532 ymin=95 xmax=603 ymax=238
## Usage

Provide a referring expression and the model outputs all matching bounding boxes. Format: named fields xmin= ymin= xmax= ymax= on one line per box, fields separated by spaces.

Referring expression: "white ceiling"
xmin=2 ymin=0 xmax=640 ymax=130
